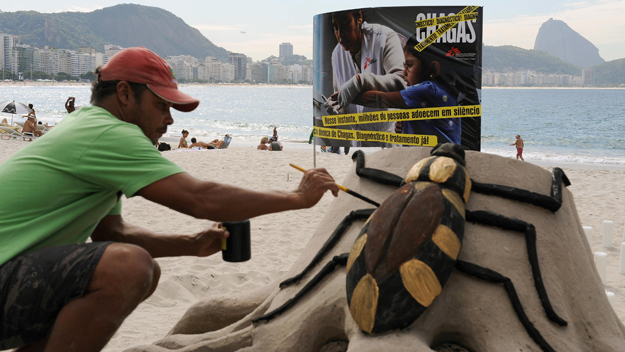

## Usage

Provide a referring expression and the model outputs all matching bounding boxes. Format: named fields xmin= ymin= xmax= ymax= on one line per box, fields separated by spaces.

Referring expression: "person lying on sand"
xmin=189 ymin=137 xmax=223 ymax=149
xmin=0 ymin=47 xmax=339 ymax=352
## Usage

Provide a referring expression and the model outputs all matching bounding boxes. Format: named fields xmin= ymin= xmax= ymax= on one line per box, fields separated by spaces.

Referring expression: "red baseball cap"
xmin=99 ymin=47 xmax=199 ymax=112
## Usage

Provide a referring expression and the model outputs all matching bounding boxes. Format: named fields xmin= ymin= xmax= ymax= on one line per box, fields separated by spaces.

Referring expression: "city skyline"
xmin=0 ymin=0 xmax=624 ymax=62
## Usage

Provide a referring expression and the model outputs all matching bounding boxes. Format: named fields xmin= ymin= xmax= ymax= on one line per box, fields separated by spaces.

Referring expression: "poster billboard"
xmin=312 ymin=6 xmax=483 ymax=150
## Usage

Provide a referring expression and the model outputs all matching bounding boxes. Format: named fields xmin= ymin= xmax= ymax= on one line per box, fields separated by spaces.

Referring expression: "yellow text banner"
xmin=414 ymin=6 xmax=479 ymax=52
xmin=313 ymin=126 xmax=438 ymax=147
xmin=322 ymin=105 xmax=480 ymax=127
xmin=415 ymin=12 xmax=479 ymax=29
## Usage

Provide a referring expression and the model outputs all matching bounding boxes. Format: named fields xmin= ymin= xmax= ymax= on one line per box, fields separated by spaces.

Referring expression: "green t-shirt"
xmin=0 ymin=106 xmax=184 ymax=266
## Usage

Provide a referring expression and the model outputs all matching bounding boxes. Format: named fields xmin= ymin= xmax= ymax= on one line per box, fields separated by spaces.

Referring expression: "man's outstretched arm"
xmin=137 ymin=168 xmax=339 ymax=221
xmin=91 ymin=168 xmax=339 ymax=258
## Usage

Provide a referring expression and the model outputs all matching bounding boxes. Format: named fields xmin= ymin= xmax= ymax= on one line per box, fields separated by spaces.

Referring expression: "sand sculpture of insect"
xmin=253 ymin=143 xmax=570 ymax=352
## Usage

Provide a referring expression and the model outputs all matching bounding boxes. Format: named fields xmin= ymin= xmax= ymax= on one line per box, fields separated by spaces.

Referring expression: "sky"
xmin=1 ymin=0 xmax=624 ymax=62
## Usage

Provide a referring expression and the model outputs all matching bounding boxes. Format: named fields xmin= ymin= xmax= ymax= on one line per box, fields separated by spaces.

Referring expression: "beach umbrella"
xmin=0 ymin=100 xmax=32 ymax=125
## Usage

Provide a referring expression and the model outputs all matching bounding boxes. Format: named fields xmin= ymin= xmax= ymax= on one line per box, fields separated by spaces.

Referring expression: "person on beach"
xmin=22 ymin=103 xmax=36 ymax=121
xmin=22 ymin=115 xmax=43 ymax=138
xmin=178 ymin=129 xmax=189 ymax=148
xmin=323 ymin=8 xmax=407 ymax=147
xmin=269 ymin=135 xmax=283 ymax=151
xmin=39 ymin=121 xmax=54 ymax=130
xmin=65 ymin=97 xmax=76 ymax=113
xmin=0 ymin=47 xmax=339 ymax=352
xmin=257 ymin=136 xmax=269 ymax=150
xmin=511 ymin=134 xmax=524 ymax=161
xmin=189 ymin=137 xmax=223 ymax=149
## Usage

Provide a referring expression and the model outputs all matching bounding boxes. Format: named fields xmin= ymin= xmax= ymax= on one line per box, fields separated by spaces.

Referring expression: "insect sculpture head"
xmin=346 ymin=143 xmax=470 ymax=334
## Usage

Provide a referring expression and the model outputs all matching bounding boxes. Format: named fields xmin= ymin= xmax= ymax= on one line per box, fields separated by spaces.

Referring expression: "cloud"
xmin=213 ymin=33 xmax=313 ymax=61
xmin=484 ymin=0 xmax=625 ymax=60
xmin=287 ymin=25 xmax=313 ymax=31
xmin=556 ymin=0 xmax=625 ymax=46
xmin=561 ymin=1 xmax=592 ymax=9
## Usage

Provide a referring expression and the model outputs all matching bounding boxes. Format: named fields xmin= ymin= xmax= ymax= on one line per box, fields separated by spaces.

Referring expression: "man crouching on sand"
xmin=0 ymin=47 xmax=339 ymax=352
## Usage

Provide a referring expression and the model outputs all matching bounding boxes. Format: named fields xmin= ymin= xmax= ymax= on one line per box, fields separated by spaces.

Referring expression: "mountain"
xmin=534 ymin=18 xmax=604 ymax=68
xmin=483 ymin=45 xmax=581 ymax=75
xmin=592 ymin=58 xmax=625 ymax=86
xmin=0 ymin=4 xmax=230 ymax=61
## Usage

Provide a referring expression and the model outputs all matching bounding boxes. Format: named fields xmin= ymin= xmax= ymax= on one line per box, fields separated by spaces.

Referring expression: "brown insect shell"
xmin=345 ymin=154 xmax=469 ymax=333
xmin=364 ymin=182 xmax=445 ymax=283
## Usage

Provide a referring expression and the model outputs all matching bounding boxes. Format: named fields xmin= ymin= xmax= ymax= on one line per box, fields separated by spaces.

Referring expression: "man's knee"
xmin=90 ymin=244 xmax=158 ymax=300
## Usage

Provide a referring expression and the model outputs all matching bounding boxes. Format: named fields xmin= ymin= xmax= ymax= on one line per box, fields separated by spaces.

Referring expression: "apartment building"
xmin=1 ymin=34 xmax=19 ymax=73
xmin=229 ymin=53 xmax=247 ymax=82
xmin=0 ymin=31 xmax=311 ymax=84
xmin=166 ymin=55 xmax=198 ymax=81
xmin=71 ymin=52 xmax=97 ymax=77
xmin=35 ymin=49 xmax=60 ymax=75
xmin=279 ymin=43 xmax=293 ymax=58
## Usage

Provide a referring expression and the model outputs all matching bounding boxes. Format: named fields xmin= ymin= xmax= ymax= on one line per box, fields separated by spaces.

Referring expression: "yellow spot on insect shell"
xmin=400 ymin=259 xmax=442 ymax=307
xmin=429 ymin=157 xmax=457 ymax=183
xmin=347 ymin=234 xmax=367 ymax=274
xmin=413 ymin=181 xmax=433 ymax=191
xmin=443 ymin=189 xmax=465 ymax=219
xmin=432 ymin=225 xmax=461 ymax=260
xmin=405 ymin=156 xmax=435 ymax=183
xmin=463 ymin=167 xmax=472 ymax=203
xmin=350 ymin=273 xmax=379 ymax=334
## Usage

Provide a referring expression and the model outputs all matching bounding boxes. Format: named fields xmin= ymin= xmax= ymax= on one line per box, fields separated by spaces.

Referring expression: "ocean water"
xmin=481 ymin=88 xmax=625 ymax=165
xmin=1 ymin=85 xmax=624 ymax=165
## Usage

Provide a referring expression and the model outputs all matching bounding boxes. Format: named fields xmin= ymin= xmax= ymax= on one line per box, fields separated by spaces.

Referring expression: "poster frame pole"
xmin=313 ymin=135 xmax=317 ymax=168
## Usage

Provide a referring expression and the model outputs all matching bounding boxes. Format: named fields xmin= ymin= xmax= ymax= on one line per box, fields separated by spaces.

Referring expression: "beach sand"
xmin=1 ymin=139 xmax=625 ymax=351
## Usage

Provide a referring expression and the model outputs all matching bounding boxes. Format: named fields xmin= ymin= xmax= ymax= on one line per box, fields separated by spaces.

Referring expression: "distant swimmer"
xmin=510 ymin=134 xmax=524 ymax=161
xmin=65 ymin=97 xmax=76 ymax=113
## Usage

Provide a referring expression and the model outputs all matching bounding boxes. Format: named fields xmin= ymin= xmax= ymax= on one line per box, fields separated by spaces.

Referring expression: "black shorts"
xmin=0 ymin=242 xmax=112 ymax=349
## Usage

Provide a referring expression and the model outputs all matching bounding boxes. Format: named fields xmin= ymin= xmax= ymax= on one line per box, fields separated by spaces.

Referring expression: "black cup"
xmin=221 ymin=220 xmax=251 ymax=262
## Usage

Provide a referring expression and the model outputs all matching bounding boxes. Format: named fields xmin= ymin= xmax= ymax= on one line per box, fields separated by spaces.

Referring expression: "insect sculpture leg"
xmin=455 ymin=260 xmax=556 ymax=352
xmin=352 ymin=150 xmax=404 ymax=187
xmin=466 ymin=210 xmax=567 ymax=327
xmin=280 ymin=208 xmax=376 ymax=288
xmin=471 ymin=167 xmax=570 ymax=212
xmin=253 ymin=253 xmax=349 ymax=323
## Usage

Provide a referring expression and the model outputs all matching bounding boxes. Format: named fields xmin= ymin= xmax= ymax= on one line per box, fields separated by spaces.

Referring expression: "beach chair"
xmin=219 ymin=135 xmax=232 ymax=149
xmin=0 ymin=126 xmax=36 ymax=141
xmin=1 ymin=126 xmax=22 ymax=139
xmin=15 ymin=121 xmax=48 ymax=134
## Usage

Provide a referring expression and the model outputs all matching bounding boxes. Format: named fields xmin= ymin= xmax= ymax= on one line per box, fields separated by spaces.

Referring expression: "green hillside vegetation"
xmin=592 ymin=58 xmax=625 ymax=86
xmin=484 ymin=45 xmax=625 ymax=86
xmin=0 ymin=4 xmax=230 ymax=61
xmin=483 ymin=45 xmax=581 ymax=75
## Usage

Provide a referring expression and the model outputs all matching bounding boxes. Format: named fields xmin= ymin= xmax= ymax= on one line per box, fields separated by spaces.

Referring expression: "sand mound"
xmin=123 ymin=147 xmax=625 ymax=352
